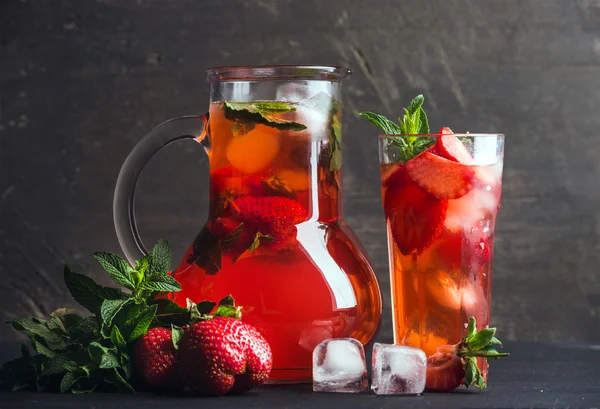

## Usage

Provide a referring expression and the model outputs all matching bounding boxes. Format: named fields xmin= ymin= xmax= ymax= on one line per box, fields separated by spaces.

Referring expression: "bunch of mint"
xmin=359 ymin=94 xmax=435 ymax=162
xmin=0 ymin=240 xmax=199 ymax=394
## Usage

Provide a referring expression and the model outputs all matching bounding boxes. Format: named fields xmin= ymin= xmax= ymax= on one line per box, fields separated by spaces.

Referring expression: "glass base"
xmin=266 ymin=368 xmax=312 ymax=384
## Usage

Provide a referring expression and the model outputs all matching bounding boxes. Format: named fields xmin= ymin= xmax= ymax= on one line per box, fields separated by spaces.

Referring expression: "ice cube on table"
xmin=371 ymin=343 xmax=426 ymax=395
xmin=312 ymin=338 xmax=368 ymax=393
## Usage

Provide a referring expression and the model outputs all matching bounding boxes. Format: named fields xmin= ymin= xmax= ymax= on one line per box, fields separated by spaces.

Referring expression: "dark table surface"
xmin=1 ymin=341 xmax=600 ymax=409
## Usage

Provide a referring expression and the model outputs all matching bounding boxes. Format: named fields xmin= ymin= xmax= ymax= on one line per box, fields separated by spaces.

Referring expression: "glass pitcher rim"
xmin=206 ymin=65 xmax=351 ymax=82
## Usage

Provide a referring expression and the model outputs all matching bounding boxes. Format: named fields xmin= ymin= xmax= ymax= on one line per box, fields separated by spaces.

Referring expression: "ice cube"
xmin=312 ymin=338 xmax=368 ymax=393
xmin=296 ymin=92 xmax=337 ymax=141
xmin=298 ymin=91 xmax=336 ymax=113
xmin=472 ymin=135 xmax=500 ymax=166
xmin=371 ymin=343 xmax=426 ymax=395
xmin=445 ymin=188 xmax=498 ymax=235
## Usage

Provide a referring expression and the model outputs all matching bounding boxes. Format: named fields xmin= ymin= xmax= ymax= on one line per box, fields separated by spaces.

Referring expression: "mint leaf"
xmin=31 ymin=339 xmax=58 ymax=358
xmin=101 ymin=299 xmax=131 ymax=328
xmin=88 ymin=342 xmax=109 ymax=363
xmin=360 ymin=94 xmax=434 ymax=163
xmin=68 ymin=317 xmax=99 ymax=344
xmin=358 ymin=112 xmax=403 ymax=134
xmin=467 ymin=327 xmax=496 ymax=352
xmin=110 ymin=302 xmax=143 ymax=340
xmin=142 ymin=274 xmax=181 ymax=293
xmin=64 ymin=266 xmax=124 ymax=313
xmin=92 ymin=253 xmax=135 ymax=290
xmin=248 ymin=232 xmax=274 ymax=252
xmin=60 ymin=370 xmax=84 ymax=393
xmin=329 ymin=101 xmax=342 ymax=172
xmin=134 ymin=256 xmax=149 ymax=277
xmin=88 ymin=342 xmax=119 ymax=369
xmin=153 ymin=299 xmax=190 ymax=326
xmin=99 ymin=352 xmax=119 ymax=369
xmin=12 ymin=318 xmax=65 ymax=346
xmin=417 ymin=107 xmax=430 ymax=134
xmin=231 ymin=121 xmax=255 ymax=137
xmin=148 ymin=239 xmax=171 ymax=275
xmin=128 ymin=304 xmax=158 ymax=341
xmin=41 ymin=355 xmax=77 ymax=376
xmin=104 ymin=368 xmax=134 ymax=394
xmin=220 ymin=222 xmax=245 ymax=250
xmin=132 ymin=255 xmax=149 ymax=288
xmin=188 ymin=226 xmax=222 ymax=275
xmin=261 ymin=176 xmax=298 ymax=200
xmin=252 ymin=102 xmax=298 ymax=113
xmin=171 ymin=325 xmax=184 ymax=350
xmin=110 ymin=326 xmax=126 ymax=350
xmin=223 ymin=101 xmax=307 ymax=131
xmin=407 ymin=94 xmax=424 ymax=115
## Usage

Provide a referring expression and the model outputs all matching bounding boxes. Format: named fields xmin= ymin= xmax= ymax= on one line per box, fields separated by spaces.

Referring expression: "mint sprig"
xmin=359 ymin=94 xmax=435 ymax=163
xmin=0 ymin=240 xmax=240 ymax=395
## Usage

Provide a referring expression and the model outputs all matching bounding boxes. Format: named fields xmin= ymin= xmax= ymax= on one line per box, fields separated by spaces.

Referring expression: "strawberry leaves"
xmin=0 ymin=240 xmax=183 ymax=394
xmin=458 ymin=317 xmax=509 ymax=390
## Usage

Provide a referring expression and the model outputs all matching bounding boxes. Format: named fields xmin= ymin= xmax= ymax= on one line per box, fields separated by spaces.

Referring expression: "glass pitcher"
xmin=113 ymin=65 xmax=382 ymax=383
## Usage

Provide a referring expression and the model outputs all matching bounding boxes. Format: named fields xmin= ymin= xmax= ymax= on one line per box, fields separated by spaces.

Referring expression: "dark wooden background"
xmin=1 ymin=0 xmax=599 ymax=344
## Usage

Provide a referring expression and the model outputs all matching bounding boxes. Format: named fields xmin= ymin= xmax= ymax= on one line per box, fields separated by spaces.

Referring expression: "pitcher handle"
xmin=113 ymin=114 xmax=209 ymax=264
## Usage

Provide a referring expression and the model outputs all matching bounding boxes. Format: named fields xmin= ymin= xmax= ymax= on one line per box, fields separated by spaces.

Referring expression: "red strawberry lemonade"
xmin=380 ymin=130 xmax=504 ymax=382
xmin=170 ymin=100 xmax=382 ymax=383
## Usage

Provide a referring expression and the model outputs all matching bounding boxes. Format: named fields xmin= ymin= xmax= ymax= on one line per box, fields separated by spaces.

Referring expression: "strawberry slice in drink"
xmin=436 ymin=127 xmax=473 ymax=163
xmin=232 ymin=196 xmax=308 ymax=250
xmin=405 ymin=152 xmax=475 ymax=200
xmin=435 ymin=127 xmax=496 ymax=188
xmin=384 ymin=169 xmax=448 ymax=255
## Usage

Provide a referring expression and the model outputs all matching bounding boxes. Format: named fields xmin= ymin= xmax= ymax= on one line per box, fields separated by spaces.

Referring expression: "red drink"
xmin=171 ymin=100 xmax=382 ymax=382
xmin=380 ymin=133 xmax=504 ymax=380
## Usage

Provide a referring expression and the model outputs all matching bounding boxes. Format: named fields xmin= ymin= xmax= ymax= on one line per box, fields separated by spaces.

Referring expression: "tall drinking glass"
xmin=379 ymin=133 xmax=504 ymax=379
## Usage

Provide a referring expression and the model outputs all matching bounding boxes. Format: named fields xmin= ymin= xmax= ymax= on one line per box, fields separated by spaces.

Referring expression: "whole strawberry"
xmin=177 ymin=316 xmax=272 ymax=396
xmin=133 ymin=327 xmax=178 ymax=389
xmin=425 ymin=317 xmax=509 ymax=392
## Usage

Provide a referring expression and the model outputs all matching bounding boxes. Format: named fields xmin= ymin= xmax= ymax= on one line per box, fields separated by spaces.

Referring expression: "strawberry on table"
xmin=177 ymin=316 xmax=272 ymax=396
xmin=133 ymin=327 xmax=179 ymax=389
xmin=425 ymin=317 xmax=509 ymax=392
